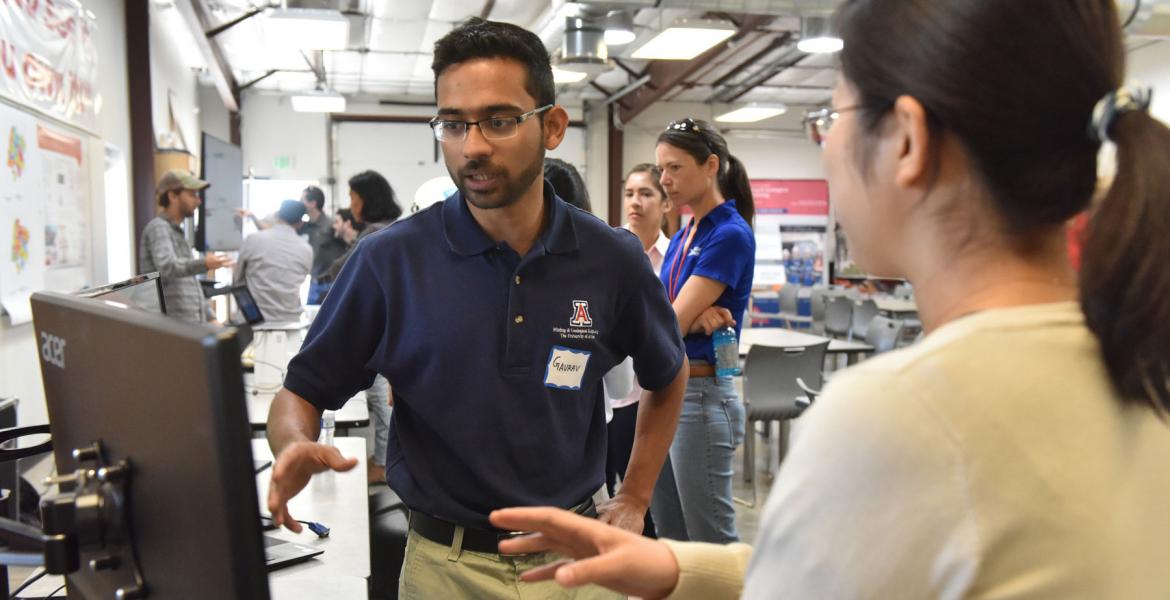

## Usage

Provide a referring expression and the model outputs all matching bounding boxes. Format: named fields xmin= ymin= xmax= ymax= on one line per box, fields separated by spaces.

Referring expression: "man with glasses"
xmin=264 ymin=17 xmax=687 ymax=599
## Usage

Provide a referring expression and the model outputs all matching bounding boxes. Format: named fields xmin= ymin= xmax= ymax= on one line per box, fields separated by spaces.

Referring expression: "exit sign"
xmin=274 ymin=156 xmax=294 ymax=169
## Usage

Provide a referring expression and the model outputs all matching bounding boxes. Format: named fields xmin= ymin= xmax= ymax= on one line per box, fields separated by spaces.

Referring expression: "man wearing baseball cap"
xmin=138 ymin=169 xmax=233 ymax=324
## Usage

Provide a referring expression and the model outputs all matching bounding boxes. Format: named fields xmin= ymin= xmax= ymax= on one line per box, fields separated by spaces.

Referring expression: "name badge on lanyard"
xmin=667 ymin=219 xmax=699 ymax=302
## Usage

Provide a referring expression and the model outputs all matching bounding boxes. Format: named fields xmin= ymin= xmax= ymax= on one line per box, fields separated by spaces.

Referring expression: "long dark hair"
xmin=657 ymin=119 xmax=754 ymax=224
xmin=348 ymin=170 xmax=402 ymax=224
xmin=837 ymin=0 xmax=1170 ymax=411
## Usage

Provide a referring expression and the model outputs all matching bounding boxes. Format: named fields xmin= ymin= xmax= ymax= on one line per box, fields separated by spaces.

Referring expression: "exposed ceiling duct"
xmin=562 ymin=11 xmax=612 ymax=74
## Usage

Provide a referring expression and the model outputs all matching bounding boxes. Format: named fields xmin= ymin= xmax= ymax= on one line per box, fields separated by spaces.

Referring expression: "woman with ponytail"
xmin=646 ymin=118 xmax=756 ymax=544
xmin=490 ymin=1 xmax=1170 ymax=598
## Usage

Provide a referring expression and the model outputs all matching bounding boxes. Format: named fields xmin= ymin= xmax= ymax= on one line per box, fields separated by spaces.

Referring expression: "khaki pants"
xmin=398 ymin=528 xmax=625 ymax=600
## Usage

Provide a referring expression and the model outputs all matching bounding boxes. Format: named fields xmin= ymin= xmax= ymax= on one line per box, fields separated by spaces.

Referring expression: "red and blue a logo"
xmin=570 ymin=300 xmax=593 ymax=328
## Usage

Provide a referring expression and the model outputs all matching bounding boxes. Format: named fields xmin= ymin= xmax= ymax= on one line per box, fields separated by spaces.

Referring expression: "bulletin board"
xmin=0 ymin=0 xmax=98 ymax=325
xmin=0 ymin=99 xmax=92 ymax=324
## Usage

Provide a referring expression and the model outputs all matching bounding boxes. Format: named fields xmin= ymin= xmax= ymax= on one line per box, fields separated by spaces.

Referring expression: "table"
xmin=16 ymin=439 xmax=370 ymax=599
xmin=246 ymin=389 xmax=370 ymax=433
xmin=255 ymin=437 xmax=371 ymax=591
xmin=873 ymin=296 xmax=918 ymax=317
xmin=741 ymin=328 xmax=874 ymax=365
xmin=243 ymin=371 xmax=370 ymax=432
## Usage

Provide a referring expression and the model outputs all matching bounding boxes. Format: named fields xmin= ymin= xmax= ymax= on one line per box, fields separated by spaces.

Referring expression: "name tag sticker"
xmin=545 ymin=346 xmax=591 ymax=390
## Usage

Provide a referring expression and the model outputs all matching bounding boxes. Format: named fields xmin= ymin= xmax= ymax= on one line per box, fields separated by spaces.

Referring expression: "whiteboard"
xmin=200 ymin=133 xmax=244 ymax=251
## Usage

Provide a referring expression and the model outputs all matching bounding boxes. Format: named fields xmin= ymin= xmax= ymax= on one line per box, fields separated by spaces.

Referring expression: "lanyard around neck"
xmin=667 ymin=218 xmax=700 ymax=302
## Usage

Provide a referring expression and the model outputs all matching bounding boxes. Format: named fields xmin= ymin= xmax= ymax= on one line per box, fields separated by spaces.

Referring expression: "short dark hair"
xmin=432 ymin=18 xmax=555 ymax=108
xmin=302 ymin=186 xmax=325 ymax=211
xmin=348 ymin=170 xmax=402 ymax=224
xmin=544 ymin=158 xmax=589 ymax=212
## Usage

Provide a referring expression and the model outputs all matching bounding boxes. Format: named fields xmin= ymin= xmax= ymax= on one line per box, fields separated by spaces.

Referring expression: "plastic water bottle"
xmin=319 ymin=410 xmax=335 ymax=446
xmin=713 ymin=327 xmax=742 ymax=377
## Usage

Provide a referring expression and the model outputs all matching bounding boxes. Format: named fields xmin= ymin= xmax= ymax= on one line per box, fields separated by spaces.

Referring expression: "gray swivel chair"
xmin=809 ymin=287 xmax=829 ymax=334
xmin=850 ymin=299 xmax=879 ymax=341
xmin=824 ymin=296 xmax=853 ymax=339
xmin=737 ymin=341 xmax=830 ymax=507
xmin=777 ymin=285 xmax=812 ymax=329
xmin=866 ymin=316 xmax=906 ymax=354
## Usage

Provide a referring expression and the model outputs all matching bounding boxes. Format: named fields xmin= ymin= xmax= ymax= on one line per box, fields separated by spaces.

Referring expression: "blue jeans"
xmin=366 ymin=374 xmax=392 ymax=467
xmin=307 ymin=281 xmax=331 ymax=305
xmin=651 ymin=376 xmax=745 ymax=543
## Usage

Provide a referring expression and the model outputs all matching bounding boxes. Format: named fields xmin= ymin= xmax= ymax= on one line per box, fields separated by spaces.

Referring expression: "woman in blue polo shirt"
xmin=652 ymin=118 xmax=755 ymax=543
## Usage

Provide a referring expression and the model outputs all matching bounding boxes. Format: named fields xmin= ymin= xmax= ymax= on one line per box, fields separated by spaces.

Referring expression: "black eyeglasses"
xmin=429 ymin=104 xmax=553 ymax=142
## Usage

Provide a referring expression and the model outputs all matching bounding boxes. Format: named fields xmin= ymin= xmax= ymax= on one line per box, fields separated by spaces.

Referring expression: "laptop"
xmin=263 ymin=535 xmax=324 ymax=570
xmin=232 ymin=284 xmax=265 ymax=325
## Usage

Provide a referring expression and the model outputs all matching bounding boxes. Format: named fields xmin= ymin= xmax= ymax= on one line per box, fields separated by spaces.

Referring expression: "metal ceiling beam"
xmin=659 ymin=28 xmax=766 ymax=103
xmin=708 ymin=32 xmax=790 ymax=89
xmin=618 ymin=15 xmax=771 ymax=124
xmin=175 ymin=0 xmax=241 ymax=112
xmin=240 ymin=70 xmax=279 ymax=91
xmin=714 ymin=48 xmax=807 ymax=103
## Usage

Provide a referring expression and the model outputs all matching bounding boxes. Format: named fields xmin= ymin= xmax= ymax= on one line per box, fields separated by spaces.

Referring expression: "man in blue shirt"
xmin=265 ymin=18 xmax=687 ymax=598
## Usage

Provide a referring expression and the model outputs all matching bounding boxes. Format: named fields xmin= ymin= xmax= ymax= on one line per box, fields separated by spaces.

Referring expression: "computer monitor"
xmin=75 ymin=273 xmax=166 ymax=315
xmin=30 ymin=291 xmax=268 ymax=599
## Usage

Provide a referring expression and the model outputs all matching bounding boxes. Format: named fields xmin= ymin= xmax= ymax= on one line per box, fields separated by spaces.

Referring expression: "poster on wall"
xmin=749 ymin=179 xmax=830 ymax=287
xmin=39 ymin=123 xmax=88 ymax=268
xmin=0 ymin=0 xmax=100 ymax=131
xmin=752 ymin=179 xmax=829 ymax=216
xmin=0 ymin=103 xmax=46 ymax=323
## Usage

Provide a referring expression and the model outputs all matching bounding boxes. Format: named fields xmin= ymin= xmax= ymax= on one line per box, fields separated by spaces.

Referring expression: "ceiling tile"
xmin=372 ymin=1 xmax=434 ymax=20
xmin=327 ymin=51 xmax=365 ymax=75
xmin=363 ymin=53 xmax=418 ymax=80
xmin=369 ymin=19 xmax=427 ymax=52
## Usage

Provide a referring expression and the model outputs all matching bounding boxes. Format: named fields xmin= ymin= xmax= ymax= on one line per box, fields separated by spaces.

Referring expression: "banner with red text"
xmin=0 ymin=0 xmax=99 ymax=131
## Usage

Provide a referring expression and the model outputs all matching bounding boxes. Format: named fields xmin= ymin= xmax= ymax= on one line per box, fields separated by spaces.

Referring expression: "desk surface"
xmin=256 ymin=437 xmax=371 ymax=589
xmin=17 ymin=439 xmax=370 ymax=600
xmin=243 ymin=371 xmax=370 ymax=428
xmin=246 ymin=390 xmax=370 ymax=429
xmin=741 ymin=328 xmax=873 ymax=354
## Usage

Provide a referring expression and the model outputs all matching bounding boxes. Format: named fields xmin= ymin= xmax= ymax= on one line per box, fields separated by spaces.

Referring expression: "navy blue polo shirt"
xmin=284 ymin=184 xmax=685 ymax=528
xmin=660 ymin=200 xmax=756 ymax=364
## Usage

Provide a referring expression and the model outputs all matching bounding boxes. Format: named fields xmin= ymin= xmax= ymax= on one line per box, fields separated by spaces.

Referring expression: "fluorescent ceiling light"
xmin=797 ymin=15 xmax=843 ymax=54
xmin=290 ymin=91 xmax=346 ymax=113
xmin=604 ymin=10 xmax=636 ymax=46
xmin=553 ymin=66 xmax=588 ymax=83
xmin=715 ymin=105 xmax=788 ymax=123
xmin=632 ymin=19 xmax=736 ymax=60
xmin=797 ymin=37 xmax=843 ymax=53
xmin=264 ymin=8 xmax=349 ymax=50
xmin=605 ymin=29 xmax=637 ymax=46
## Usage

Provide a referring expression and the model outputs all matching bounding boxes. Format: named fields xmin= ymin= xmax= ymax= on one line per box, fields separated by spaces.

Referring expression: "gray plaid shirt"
xmin=138 ymin=216 xmax=211 ymax=323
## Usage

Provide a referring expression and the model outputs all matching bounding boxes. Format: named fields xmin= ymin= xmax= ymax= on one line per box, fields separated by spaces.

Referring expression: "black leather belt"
xmin=408 ymin=498 xmax=597 ymax=555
